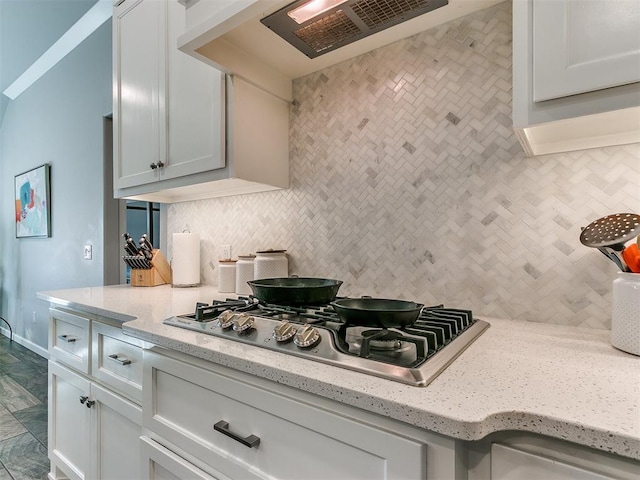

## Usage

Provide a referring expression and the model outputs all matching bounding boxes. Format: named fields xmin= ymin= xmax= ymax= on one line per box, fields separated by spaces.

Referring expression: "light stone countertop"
xmin=38 ymin=284 xmax=640 ymax=460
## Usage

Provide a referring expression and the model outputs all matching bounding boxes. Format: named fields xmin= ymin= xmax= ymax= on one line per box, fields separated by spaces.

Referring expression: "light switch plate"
xmin=84 ymin=245 xmax=92 ymax=260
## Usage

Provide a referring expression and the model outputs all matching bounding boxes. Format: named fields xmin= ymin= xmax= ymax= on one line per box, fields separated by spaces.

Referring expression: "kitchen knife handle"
xmin=214 ymin=420 xmax=260 ymax=448
xmin=107 ymin=353 xmax=132 ymax=366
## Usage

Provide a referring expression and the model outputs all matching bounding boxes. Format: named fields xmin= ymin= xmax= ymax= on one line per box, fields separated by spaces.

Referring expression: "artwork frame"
xmin=15 ymin=163 xmax=51 ymax=238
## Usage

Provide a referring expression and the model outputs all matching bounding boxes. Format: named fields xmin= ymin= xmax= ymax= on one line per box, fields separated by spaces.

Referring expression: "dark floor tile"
xmin=0 ymin=404 xmax=28 ymax=442
xmin=0 ymin=350 xmax=20 ymax=370
xmin=0 ymin=374 xmax=41 ymax=413
xmin=0 ymin=463 xmax=13 ymax=480
xmin=0 ymin=432 xmax=49 ymax=480
xmin=4 ymin=365 xmax=48 ymax=404
xmin=0 ymin=337 xmax=47 ymax=371
xmin=13 ymin=404 xmax=48 ymax=448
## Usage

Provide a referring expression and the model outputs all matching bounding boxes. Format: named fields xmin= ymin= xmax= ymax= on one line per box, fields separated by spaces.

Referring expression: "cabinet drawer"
xmin=49 ymin=308 xmax=91 ymax=373
xmin=92 ymin=322 xmax=145 ymax=404
xmin=491 ymin=444 xmax=614 ymax=480
xmin=144 ymin=351 xmax=426 ymax=480
xmin=141 ymin=436 xmax=226 ymax=480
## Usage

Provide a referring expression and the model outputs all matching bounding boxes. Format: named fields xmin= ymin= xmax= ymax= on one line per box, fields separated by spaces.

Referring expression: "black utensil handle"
xmin=213 ymin=420 xmax=260 ymax=448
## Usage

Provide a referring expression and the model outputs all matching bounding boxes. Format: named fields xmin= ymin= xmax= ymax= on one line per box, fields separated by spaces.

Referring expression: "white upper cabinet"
xmin=113 ymin=0 xmax=288 ymax=203
xmin=113 ymin=0 xmax=164 ymax=190
xmin=163 ymin=0 xmax=225 ymax=181
xmin=532 ymin=0 xmax=640 ymax=102
xmin=113 ymin=0 xmax=225 ymax=192
xmin=512 ymin=0 xmax=640 ymax=157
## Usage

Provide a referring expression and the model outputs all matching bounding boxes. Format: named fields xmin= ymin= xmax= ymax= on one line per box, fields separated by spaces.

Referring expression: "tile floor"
xmin=0 ymin=335 xmax=49 ymax=480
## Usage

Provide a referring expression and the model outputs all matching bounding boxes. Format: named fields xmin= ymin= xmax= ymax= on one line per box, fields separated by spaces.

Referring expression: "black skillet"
xmin=247 ymin=277 xmax=343 ymax=305
xmin=331 ymin=298 xmax=424 ymax=328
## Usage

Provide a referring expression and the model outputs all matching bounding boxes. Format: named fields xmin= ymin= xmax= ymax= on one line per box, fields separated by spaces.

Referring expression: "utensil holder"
xmin=126 ymin=249 xmax=172 ymax=287
xmin=611 ymin=272 xmax=640 ymax=356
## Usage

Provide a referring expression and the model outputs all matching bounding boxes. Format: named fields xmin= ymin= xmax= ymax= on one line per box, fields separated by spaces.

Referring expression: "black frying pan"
xmin=247 ymin=277 xmax=343 ymax=305
xmin=331 ymin=298 xmax=424 ymax=328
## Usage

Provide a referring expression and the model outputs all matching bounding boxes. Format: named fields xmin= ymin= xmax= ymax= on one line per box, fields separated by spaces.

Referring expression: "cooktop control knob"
xmin=232 ymin=313 xmax=255 ymax=333
xmin=217 ymin=310 xmax=235 ymax=329
xmin=273 ymin=321 xmax=297 ymax=342
xmin=294 ymin=325 xmax=321 ymax=348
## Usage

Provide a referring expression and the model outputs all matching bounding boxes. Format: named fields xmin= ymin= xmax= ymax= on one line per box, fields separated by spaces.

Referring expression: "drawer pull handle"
xmin=107 ymin=353 xmax=132 ymax=366
xmin=214 ymin=420 xmax=260 ymax=448
xmin=86 ymin=400 xmax=95 ymax=408
xmin=79 ymin=395 xmax=89 ymax=404
xmin=58 ymin=334 xmax=77 ymax=343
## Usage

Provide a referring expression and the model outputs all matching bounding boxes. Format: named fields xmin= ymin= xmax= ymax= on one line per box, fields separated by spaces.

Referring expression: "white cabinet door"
xmin=533 ymin=0 xmax=640 ymax=102
xmin=164 ymin=0 xmax=225 ymax=181
xmin=49 ymin=361 xmax=143 ymax=480
xmin=113 ymin=0 xmax=226 ymax=195
xmin=91 ymin=382 xmax=142 ymax=480
xmin=49 ymin=362 xmax=92 ymax=480
xmin=113 ymin=0 xmax=164 ymax=189
xmin=491 ymin=443 xmax=616 ymax=480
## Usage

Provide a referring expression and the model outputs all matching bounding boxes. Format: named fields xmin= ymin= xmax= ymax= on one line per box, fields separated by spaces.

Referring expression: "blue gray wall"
xmin=0 ymin=20 xmax=112 ymax=352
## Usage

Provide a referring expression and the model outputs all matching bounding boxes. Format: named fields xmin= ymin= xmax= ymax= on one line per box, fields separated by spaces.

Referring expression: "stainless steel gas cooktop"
xmin=163 ymin=298 xmax=489 ymax=387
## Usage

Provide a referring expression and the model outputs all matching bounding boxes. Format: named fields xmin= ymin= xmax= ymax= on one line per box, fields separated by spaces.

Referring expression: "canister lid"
xmin=256 ymin=249 xmax=286 ymax=254
xmin=238 ymin=254 xmax=256 ymax=259
xmin=218 ymin=259 xmax=237 ymax=264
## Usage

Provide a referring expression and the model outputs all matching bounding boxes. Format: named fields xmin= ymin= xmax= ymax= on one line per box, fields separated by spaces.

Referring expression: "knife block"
xmin=129 ymin=249 xmax=172 ymax=287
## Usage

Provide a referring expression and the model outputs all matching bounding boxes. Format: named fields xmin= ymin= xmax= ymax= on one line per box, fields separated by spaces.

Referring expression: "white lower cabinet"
xmin=48 ymin=362 xmax=91 ymax=480
xmin=142 ymin=348 xmax=462 ymax=480
xmin=47 ymin=308 xmax=145 ymax=480
xmin=49 ymin=362 xmax=143 ymax=480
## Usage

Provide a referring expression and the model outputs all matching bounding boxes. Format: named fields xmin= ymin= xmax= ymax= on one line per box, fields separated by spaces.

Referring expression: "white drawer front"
xmin=144 ymin=351 xmax=426 ymax=480
xmin=92 ymin=322 xmax=144 ymax=404
xmin=49 ymin=308 xmax=90 ymax=373
xmin=141 ymin=436 xmax=222 ymax=480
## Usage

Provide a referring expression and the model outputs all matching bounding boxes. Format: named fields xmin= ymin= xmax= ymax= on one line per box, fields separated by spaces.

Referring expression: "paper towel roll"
xmin=172 ymin=233 xmax=200 ymax=287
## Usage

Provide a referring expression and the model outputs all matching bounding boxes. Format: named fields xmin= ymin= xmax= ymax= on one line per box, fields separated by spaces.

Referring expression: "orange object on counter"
xmin=622 ymin=244 xmax=640 ymax=273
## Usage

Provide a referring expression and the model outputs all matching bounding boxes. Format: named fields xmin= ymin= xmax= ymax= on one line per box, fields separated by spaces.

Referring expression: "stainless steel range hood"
xmin=177 ymin=0 xmax=503 ymax=101
xmin=260 ymin=0 xmax=448 ymax=59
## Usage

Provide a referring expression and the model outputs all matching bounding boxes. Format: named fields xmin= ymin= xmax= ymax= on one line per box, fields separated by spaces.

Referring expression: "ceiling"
xmin=0 ymin=0 xmax=98 ymax=126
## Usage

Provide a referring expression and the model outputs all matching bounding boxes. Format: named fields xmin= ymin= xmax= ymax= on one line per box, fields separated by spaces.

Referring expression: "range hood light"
xmin=287 ymin=0 xmax=350 ymax=24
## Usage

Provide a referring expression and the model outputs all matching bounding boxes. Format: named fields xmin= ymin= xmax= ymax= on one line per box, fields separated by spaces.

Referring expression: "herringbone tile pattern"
xmin=168 ymin=1 xmax=640 ymax=329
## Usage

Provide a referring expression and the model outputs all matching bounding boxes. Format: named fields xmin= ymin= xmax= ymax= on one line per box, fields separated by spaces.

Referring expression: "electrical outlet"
xmin=32 ymin=311 xmax=37 ymax=323
xmin=221 ymin=244 xmax=232 ymax=259
xmin=84 ymin=244 xmax=92 ymax=260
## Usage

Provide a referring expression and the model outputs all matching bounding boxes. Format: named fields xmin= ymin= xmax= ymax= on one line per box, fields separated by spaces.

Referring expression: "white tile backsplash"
xmin=168 ymin=1 xmax=640 ymax=329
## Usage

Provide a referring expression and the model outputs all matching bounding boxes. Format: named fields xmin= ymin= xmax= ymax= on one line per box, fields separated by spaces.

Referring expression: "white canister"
xmin=254 ymin=249 xmax=288 ymax=280
xmin=218 ymin=260 xmax=237 ymax=293
xmin=611 ymin=272 xmax=640 ymax=356
xmin=236 ymin=255 xmax=255 ymax=295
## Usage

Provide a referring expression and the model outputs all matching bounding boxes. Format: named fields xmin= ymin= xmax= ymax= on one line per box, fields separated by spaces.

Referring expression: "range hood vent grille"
xmin=261 ymin=0 xmax=448 ymax=59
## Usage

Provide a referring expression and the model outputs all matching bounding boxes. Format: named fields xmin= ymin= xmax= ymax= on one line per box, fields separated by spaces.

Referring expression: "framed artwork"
xmin=15 ymin=163 xmax=51 ymax=238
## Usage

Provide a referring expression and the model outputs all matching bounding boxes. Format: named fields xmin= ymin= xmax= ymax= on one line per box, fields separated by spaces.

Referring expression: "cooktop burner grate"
xmin=165 ymin=297 xmax=489 ymax=386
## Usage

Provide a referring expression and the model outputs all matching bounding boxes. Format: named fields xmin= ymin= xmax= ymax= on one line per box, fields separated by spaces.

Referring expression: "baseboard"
xmin=0 ymin=327 xmax=49 ymax=359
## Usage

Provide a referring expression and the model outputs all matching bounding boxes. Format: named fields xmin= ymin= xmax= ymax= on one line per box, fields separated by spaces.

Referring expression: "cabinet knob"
xmin=86 ymin=400 xmax=95 ymax=408
xmin=149 ymin=161 xmax=165 ymax=170
xmin=79 ymin=395 xmax=88 ymax=404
